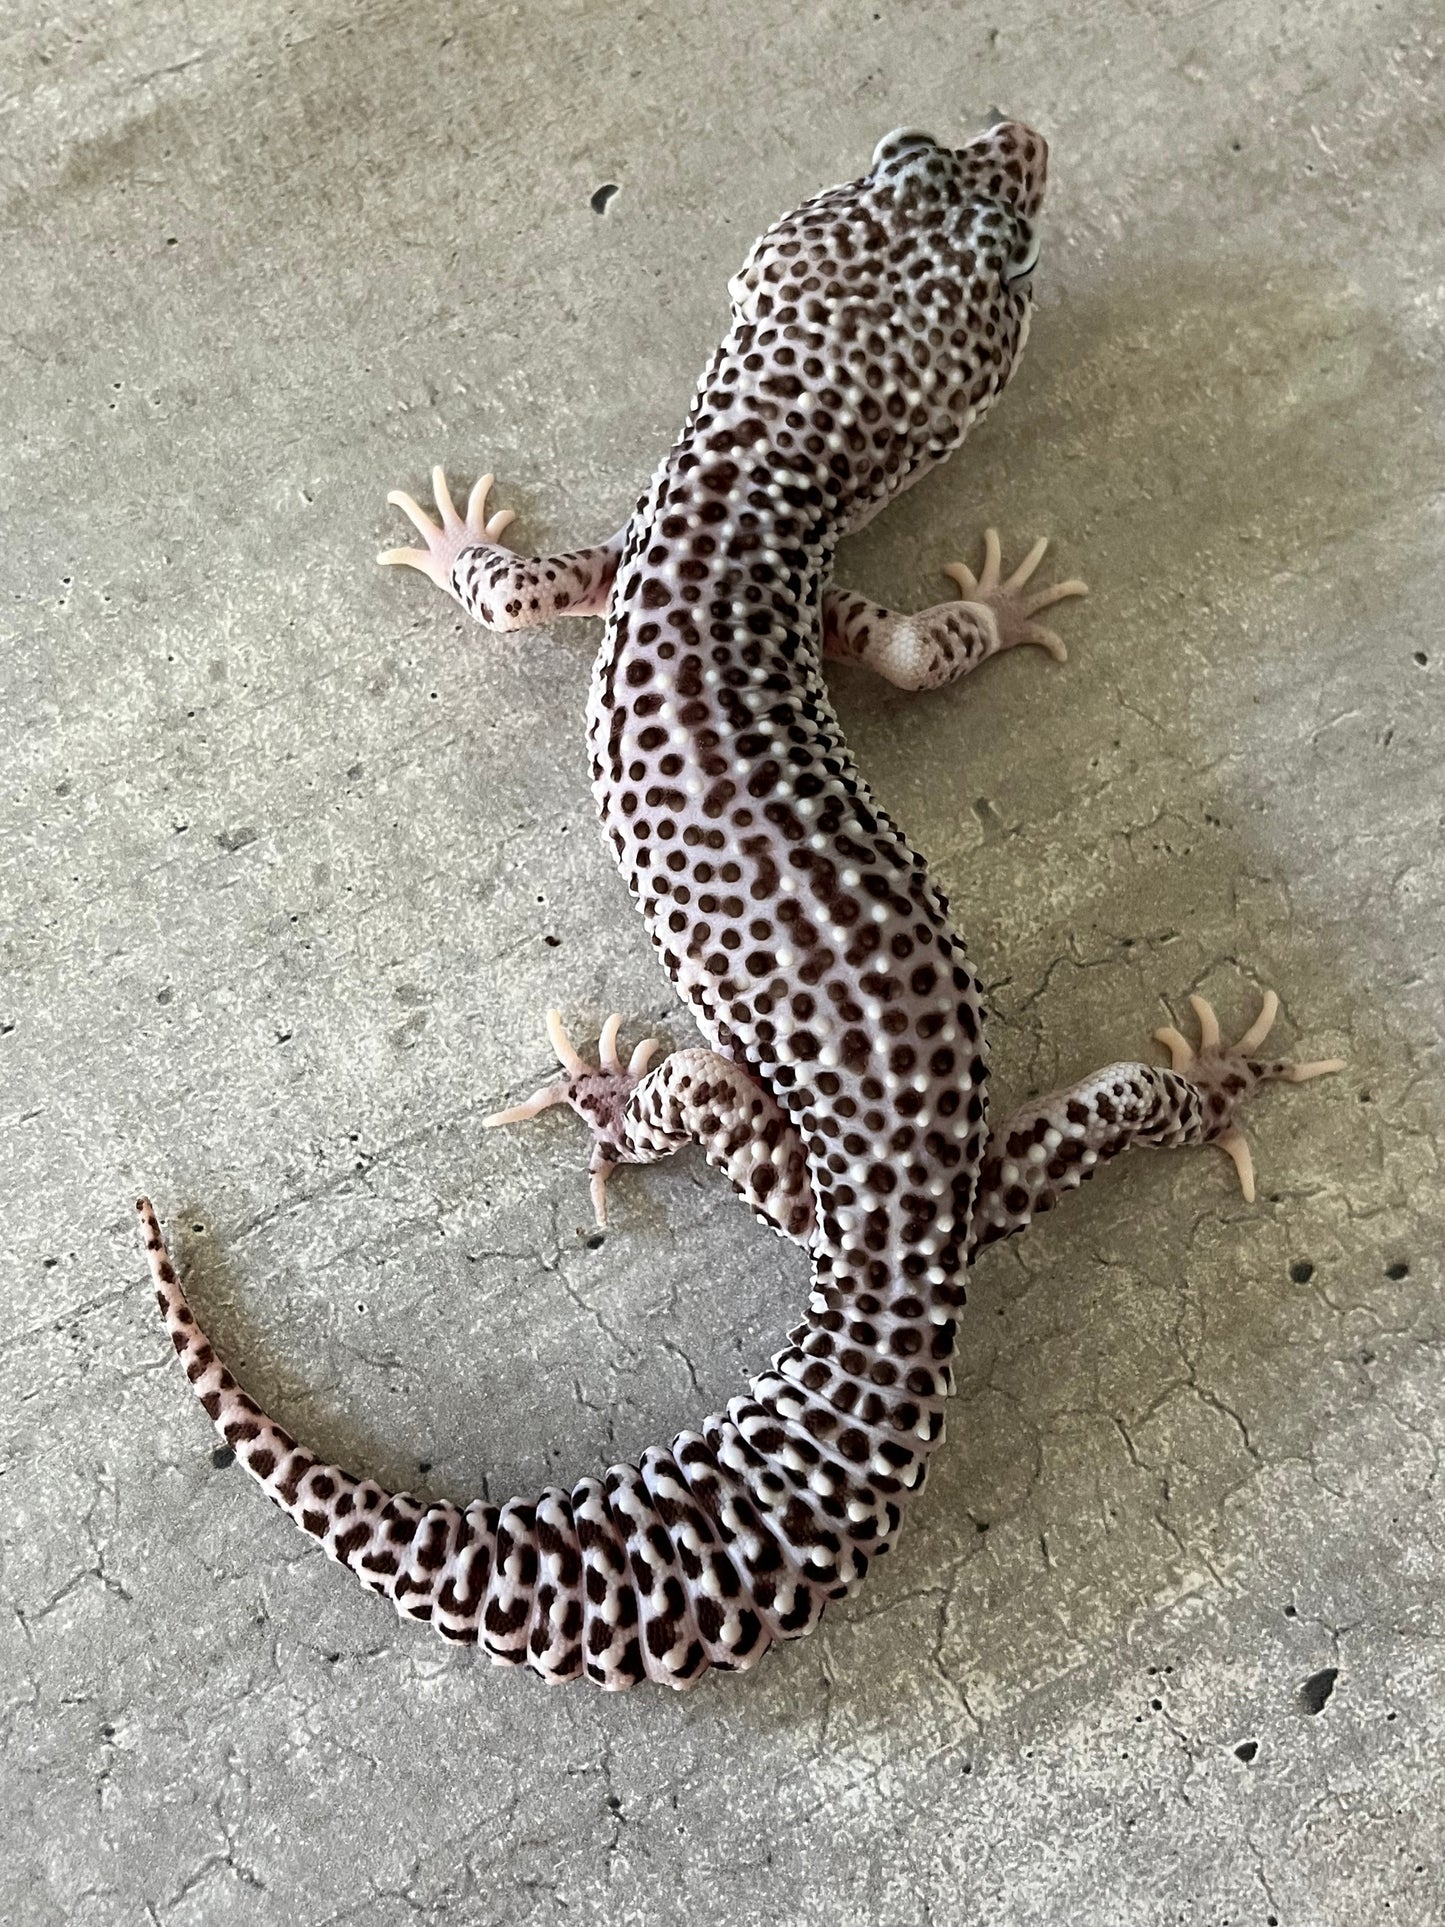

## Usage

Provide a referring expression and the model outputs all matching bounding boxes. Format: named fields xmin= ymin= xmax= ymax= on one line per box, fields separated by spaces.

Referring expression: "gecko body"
xmin=139 ymin=124 xmax=1341 ymax=1689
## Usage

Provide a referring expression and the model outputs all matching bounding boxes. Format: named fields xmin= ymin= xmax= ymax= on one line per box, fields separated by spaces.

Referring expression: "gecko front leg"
xmin=380 ymin=467 xmax=623 ymax=631
xmin=824 ymin=530 xmax=1086 ymax=691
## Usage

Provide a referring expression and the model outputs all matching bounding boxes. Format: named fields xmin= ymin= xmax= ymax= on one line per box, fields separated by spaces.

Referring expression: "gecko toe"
xmin=1216 ymin=1129 xmax=1256 ymax=1202
xmin=1003 ymin=534 xmax=1049 ymax=592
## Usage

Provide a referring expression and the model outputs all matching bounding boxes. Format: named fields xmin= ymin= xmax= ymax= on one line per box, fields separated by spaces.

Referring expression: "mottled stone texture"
xmin=2 ymin=1 xmax=1441 ymax=1922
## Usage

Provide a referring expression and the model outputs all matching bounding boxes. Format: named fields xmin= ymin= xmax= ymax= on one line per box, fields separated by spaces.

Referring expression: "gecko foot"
xmin=943 ymin=529 xmax=1087 ymax=662
xmin=483 ymin=1011 xmax=661 ymax=1227
xmin=1153 ymin=990 xmax=1345 ymax=1202
xmin=378 ymin=467 xmax=517 ymax=596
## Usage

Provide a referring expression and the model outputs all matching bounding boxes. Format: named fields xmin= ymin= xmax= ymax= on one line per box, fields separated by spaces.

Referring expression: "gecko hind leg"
xmin=967 ymin=984 xmax=1345 ymax=1257
xmin=485 ymin=1014 xmax=813 ymax=1237
xmin=485 ymin=1012 xmax=661 ymax=1227
xmin=486 ymin=986 xmax=1340 ymax=1247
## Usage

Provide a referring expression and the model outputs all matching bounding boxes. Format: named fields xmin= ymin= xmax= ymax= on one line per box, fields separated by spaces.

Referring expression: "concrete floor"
xmin=4 ymin=1 xmax=1442 ymax=1921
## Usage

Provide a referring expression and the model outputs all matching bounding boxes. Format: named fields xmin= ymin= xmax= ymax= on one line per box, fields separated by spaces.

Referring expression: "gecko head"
xmin=869 ymin=120 xmax=1048 ymax=405
xmin=872 ymin=120 xmax=1046 ymax=285
xmin=730 ymin=120 xmax=1049 ymax=416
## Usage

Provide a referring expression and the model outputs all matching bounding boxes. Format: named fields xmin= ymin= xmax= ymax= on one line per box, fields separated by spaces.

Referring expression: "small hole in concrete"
xmin=1384 ymin=1260 xmax=1409 ymax=1280
xmin=591 ymin=183 xmax=620 ymax=214
xmin=1300 ymin=1666 xmax=1338 ymax=1714
xmin=1414 ymin=651 xmax=1428 ymax=666
xmin=1234 ymin=1739 xmax=1258 ymax=1762
xmin=1289 ymin=1259 xmax=1314 ymax=1283
xmin=212 ymin=1446 xmax=235 ymax=1469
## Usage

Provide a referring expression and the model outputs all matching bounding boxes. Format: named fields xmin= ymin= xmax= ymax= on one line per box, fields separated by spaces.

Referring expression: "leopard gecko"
xmin=138 ymin=121 xmax=1342 ymax=1690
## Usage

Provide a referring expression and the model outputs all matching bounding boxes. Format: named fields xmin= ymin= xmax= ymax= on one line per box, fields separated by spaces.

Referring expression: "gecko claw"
xmin=1216 ymin=1129 xmax=1257 ymax=1203
xmin=485 ymin=1011 xmax=663 ymax=1228
xmin=598 ymin=1013 xmax=624 ymax=1075
xmin=482 ymin=1083 xmax=567 ymax=1128
xmin=1235 ymin=988 xmax=1279 ymax=1054
xmin=1003 ymin=533 xmax=1049 ymax=592
xmin=545 ymin=1008 xmax=589 ymax=1077
xmin=431 ymin=465 xmax=460 ymax=526
xmin=628 ymin=1036 xmax=660 ymax=1077
xmin=589 ymin=1160 xmax=617 ymax=1229
xmin=1152 ymin=1024 xmax=1195 ymax=1073
xmin=1153 ymin=988 xmax=1344 ymax=1200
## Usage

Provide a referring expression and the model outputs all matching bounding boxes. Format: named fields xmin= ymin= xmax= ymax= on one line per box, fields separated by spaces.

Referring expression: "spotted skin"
xmin=140 ymin=123 xmax=1342 ymax=1689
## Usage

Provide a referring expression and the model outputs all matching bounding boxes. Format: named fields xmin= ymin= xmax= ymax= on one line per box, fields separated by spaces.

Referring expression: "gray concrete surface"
xmin=3 ymin=1 xmax=1442 ymax=1921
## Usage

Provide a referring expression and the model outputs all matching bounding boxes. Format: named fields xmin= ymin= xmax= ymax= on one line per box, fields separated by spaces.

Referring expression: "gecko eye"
xmin=1006 ymin=232 xmax=1041 ymax=284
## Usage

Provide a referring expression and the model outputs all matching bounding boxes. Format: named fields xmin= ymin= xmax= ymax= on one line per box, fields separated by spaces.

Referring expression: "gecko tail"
xmin=134 ymin=1200 xmax=808 ymax=1689
xmin=136 ymin=1200 xmax=502 ymax=1637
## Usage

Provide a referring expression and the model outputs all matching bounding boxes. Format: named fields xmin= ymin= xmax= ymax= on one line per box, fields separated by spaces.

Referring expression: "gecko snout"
xmin=962 ymin=117 xmax=1048 ymax=217
xmin=956 ymin=118 xmax=1048 ymax=288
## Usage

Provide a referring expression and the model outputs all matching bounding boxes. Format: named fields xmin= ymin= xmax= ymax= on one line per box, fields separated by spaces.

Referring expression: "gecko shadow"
xmin=841 ymin=254 xmax=1416 ymax=617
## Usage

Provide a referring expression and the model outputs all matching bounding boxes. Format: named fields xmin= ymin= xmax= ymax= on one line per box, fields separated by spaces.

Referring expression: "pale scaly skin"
xmin=139 ymin=124 xmax=1342 ymax=1691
